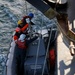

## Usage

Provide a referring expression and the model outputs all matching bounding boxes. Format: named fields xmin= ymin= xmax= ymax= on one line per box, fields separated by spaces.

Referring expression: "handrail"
xmin=42 ymin=26 xmax=53 ymax=75
xmin=34 ymin=15 xmax=43 ymax=75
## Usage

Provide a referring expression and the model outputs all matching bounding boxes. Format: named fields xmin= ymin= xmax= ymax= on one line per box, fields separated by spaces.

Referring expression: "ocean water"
xmin=0 ymin=0 xmax=56 ymax=75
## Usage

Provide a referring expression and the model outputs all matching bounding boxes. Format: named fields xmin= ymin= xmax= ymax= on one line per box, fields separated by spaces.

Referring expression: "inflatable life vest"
xmin=49 ymin=49 xmax=55 ymax=68
xmin=21 ymin=23 xmax=29 ymax=32
xmin=16 ymin=40 xmax=27 ymax=49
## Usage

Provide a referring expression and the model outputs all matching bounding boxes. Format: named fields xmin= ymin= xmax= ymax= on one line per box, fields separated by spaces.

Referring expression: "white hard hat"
xmin=19 ymin=34 xmax=26 ymax=41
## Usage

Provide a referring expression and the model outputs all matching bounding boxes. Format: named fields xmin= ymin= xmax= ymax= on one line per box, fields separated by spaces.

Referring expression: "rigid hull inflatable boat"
xmin=5 ymin=25 xmax=57 ymax=75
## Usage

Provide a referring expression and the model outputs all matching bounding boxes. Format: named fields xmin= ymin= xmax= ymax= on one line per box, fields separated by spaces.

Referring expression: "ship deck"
xmin=57 ymin=32 xmax=75 ymax=75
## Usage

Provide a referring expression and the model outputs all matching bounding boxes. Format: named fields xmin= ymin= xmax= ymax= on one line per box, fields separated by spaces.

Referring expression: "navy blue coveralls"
xmin=14 ymin=36 xmax=38 ymax=75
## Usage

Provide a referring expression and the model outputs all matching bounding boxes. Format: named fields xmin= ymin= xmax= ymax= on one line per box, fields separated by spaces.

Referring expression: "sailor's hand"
xmin=35 ymin=33 xmax=41 ymax=37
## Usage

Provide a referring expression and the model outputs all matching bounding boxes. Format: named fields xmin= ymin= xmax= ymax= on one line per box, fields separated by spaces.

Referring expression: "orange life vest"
xmin=16 ymin=40 xmax=27 ymax=49
xmin=13 ymin=24 xmax=28 ymax=41
xmin=21 ymin=23 xmax=29 ymax=32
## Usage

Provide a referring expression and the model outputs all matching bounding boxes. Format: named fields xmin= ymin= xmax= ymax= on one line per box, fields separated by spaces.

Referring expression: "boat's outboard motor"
xmin=24 ymin=38 xmax=49 ymax=75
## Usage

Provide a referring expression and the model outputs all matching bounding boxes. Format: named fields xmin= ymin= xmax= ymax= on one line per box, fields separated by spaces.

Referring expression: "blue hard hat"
xmin=28 ymin=13 xmax=34 ymax=18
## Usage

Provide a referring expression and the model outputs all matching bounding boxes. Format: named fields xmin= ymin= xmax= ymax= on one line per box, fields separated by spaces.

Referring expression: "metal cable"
xmin=42 ymin=26 xmax=53 ymax=75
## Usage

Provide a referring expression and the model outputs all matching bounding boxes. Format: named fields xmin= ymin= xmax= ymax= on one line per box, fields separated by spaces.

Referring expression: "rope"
xmin=24 ymin=0 xmax=33 ymax=38
xmin=42 ymin=26 xmax=53 ymax=75
xmin=34 ymin=15 xmax=43 ymax=75
xmin=24 ymin=0 xmax=27 ymax=15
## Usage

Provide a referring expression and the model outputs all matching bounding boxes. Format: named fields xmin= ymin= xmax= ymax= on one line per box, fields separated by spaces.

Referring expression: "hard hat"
xmin=28 ymin=13 xmax=34 ymax=18
xmin=17 ymin=20 xmax=22 ymax=25
xmin=19 ymin=34 xmax=26 ymax=41
xmin=15 ymin=27 xmax=21 ymax=32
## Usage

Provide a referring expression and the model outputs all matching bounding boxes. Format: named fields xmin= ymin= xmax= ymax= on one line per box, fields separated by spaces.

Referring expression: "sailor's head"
xmin=28 ymin=13 xmax=34 ymax=19
xmin=19 ymin=34 xmax=26 ymax=42
xmin=17 ymin=20 xmax=24 ymax=27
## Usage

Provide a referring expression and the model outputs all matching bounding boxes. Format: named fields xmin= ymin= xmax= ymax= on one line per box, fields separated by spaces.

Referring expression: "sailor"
xmin=16 ymin=13 xmax=34 ymax=35
xmin=15 ymin=33 xmax=39 ymax=75
xmin=17 ymin=20 xmax=29 ymax=33
xmin=22 ymin=13 xmax=35 ymax=25
xmin=13 ymin=21 xmax=29 ymax=41
xmin=17 ymin=13 xmax=34 ymax=29
xmin=16 ymin=33 xmax=38 ymax=49
xmin=15 ymin=34 xmax=27 ymax=49
xmin=13 ymin=13 xmax=34 ymax=42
